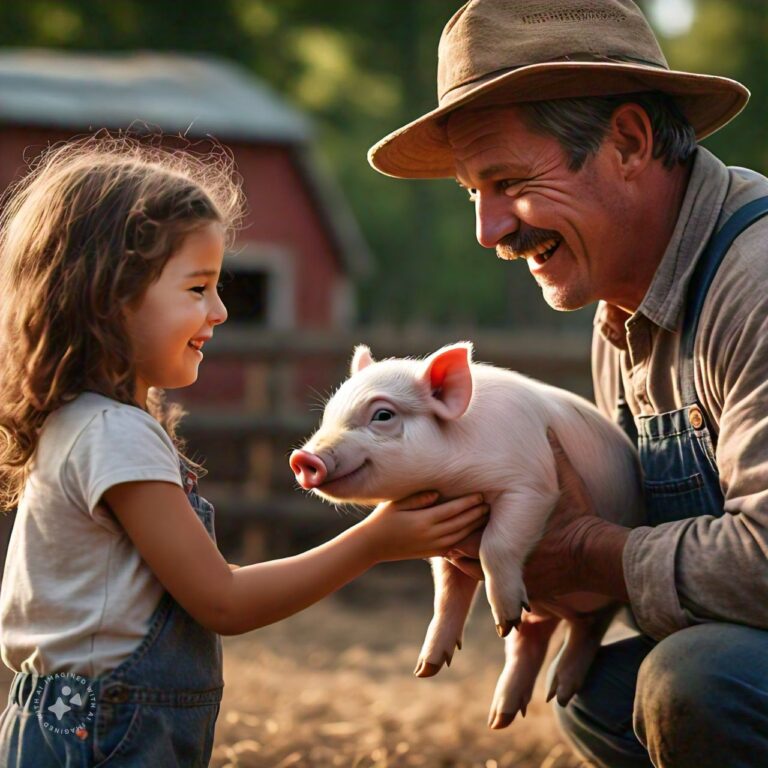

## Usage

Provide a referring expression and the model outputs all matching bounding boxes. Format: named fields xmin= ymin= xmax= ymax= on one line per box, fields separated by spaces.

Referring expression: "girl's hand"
xmin=361 ymin=491 xmax=489 ymax=563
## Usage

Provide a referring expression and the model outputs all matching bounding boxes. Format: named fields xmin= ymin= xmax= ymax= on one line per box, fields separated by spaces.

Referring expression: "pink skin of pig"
xmin=289 ymin=342 xmax=644 ymax=728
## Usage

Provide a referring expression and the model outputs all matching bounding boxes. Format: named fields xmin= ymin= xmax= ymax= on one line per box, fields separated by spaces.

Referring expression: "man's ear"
xmin=609 ymin=102 xmax=653 ymax=180
xmin=418 ymin=342 xmax=474 ymax=420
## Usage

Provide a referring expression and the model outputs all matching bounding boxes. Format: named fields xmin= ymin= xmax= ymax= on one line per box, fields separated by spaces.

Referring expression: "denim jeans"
xmin=555 ymin=623 xmax=768 ymax=767
xmin=0 ymin=459 xmax=223 ymax=767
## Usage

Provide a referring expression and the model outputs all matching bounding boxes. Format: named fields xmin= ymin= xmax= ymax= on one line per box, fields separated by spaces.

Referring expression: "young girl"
xmin=0 ymin=136 xmax=488 ymax=767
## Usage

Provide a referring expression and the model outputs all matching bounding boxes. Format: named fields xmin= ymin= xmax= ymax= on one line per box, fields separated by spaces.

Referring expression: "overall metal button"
xmin=104 ymin=685 xmax=129 ymax=703
xmin=689 ymin=405 xmax=704 ymax=429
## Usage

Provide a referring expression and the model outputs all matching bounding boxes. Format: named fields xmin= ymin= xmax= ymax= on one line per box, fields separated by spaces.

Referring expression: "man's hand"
xmin=521 ymin=428 xmax=603 ymax=597
xmin=524 ymin=428 xmax=630 ymax=601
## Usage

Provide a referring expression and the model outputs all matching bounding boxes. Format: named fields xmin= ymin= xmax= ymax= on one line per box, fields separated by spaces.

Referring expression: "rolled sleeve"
xmin=623 ymin=522 xmax=693 ymax=639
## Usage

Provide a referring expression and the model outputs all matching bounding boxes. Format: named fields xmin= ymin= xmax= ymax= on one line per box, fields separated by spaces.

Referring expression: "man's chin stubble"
xmin=538 ymin=282 xmax=590 ymax=312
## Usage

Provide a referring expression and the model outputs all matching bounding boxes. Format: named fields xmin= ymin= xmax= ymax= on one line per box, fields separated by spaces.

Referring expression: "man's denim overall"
xmin=0 ymin=458 xmax=223 ymax=767
xmin=556 ymin=197 xmax=768 ymax=767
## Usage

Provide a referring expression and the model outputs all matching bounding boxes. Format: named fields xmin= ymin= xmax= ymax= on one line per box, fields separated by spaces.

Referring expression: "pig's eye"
xmin=371 ymin=408 xmax=395 ymax=423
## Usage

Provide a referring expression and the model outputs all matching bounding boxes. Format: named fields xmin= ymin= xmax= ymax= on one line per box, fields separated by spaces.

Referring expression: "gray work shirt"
xmin=592 ymin=147 xmax=768 ymax=640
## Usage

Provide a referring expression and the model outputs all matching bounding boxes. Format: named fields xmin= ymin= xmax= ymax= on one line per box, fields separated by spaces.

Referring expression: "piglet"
xmin=290 ymin=343 xmax=643 ymax=727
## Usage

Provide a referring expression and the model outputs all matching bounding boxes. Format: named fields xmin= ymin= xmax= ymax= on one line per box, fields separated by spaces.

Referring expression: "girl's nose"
xmin=209 ymin=293 xmax=228 ymax=326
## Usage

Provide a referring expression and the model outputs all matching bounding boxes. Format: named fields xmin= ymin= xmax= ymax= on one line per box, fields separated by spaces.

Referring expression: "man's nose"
xmin=475 ymin=193 xmax=520 ymax=249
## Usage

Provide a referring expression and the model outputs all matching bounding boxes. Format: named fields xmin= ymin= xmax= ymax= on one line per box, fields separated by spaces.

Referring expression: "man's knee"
xmin=635 ymin=627 xmax=718 ymax=749
xmin=635 ymin=623 xmax=768 ymax=767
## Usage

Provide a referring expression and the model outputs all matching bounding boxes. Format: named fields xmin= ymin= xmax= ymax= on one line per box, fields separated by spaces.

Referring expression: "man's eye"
xmin=501 ymin=178 xmax=529 ymax=193
xmin=371 ymin=408 xmax=395 ymax=422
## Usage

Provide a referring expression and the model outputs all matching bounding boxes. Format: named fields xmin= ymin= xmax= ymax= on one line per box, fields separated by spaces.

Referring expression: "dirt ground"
xmin=0 ymin=564 xmax=599 ymax=767
xmin=210 ymin=564 xmax=591 ymax=768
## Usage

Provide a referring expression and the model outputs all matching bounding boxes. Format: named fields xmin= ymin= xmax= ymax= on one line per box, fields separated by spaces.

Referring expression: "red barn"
xmin=0 ymin=49 xmax=374 ymax=564
xmin=0 ymin=49 xmax=371 ymax=327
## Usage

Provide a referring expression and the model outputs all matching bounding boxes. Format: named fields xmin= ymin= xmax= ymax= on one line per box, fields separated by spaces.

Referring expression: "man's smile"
xmin=497 ymin=235 xmax=562 ymax=263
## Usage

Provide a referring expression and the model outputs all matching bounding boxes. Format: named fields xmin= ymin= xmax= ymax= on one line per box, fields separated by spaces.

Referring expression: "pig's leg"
xmin=545 ymin=603 xmax=618 ymax=705
xmin=479 ymin=488 xmax=558 ymax=636
xmin=489 ymin=613 xmax=559 ymax=729
xmin=414 ymin=558 xmax=479 ymax=677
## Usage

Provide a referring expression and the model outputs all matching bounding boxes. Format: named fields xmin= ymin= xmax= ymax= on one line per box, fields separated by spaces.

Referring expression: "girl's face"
xmin=124 ymin=221 xmax=228 ymax=406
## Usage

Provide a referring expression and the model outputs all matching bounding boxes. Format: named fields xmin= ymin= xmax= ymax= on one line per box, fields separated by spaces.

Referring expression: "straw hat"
xmin=368 ymin=0 xmax=749 ymax=179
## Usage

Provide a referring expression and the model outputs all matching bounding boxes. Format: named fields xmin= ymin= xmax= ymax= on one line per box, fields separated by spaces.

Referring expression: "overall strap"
xmin=679 ymin=196 xmax=768 ymax=406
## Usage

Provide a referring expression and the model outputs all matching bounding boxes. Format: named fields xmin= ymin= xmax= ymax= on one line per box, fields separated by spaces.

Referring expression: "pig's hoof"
xmin=546 ymin=678 xmax=557 ymax=703
xmin=413 ymin=652 xmax=452 ymax=677
xmin=414 ymin=661 xmax=440 ymax=677
xmin=495 ymin=618 xmax=520 ymax=638
xmin=546 ymin=675 xmax=578 ymax=706
xmin=487 ymin=709 xmax=517 ymax=729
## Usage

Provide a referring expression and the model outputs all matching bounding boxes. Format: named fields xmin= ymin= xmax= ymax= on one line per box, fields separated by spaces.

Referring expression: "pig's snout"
xmin=290 ymin=449 xmax=328 ymax=489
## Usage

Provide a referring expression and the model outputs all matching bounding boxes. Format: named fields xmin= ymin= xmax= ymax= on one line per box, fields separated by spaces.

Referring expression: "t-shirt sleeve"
xmin=63 ymin=404 xmax=183 ymax=530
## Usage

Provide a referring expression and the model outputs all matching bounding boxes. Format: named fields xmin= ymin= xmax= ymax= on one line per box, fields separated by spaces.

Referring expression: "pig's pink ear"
xmin=419 ymin=342 xmax=474 ymax=420
xmin=350 ymin=345 xmax=374 ymax=375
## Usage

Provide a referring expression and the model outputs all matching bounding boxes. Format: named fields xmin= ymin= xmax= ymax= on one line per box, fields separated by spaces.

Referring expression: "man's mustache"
xmin=496 ymin=228 xmax=561 ymax=260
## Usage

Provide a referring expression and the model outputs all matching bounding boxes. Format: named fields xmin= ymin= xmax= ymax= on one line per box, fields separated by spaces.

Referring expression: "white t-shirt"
xmin=0 ymin=392 xmax=183 ymax=678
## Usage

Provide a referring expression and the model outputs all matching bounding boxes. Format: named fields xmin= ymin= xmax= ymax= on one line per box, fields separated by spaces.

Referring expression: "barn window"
xmin=222 ymin=244 xmax=295 ymax=328
xmin=219 ymin=269 xmax=269 ymax=324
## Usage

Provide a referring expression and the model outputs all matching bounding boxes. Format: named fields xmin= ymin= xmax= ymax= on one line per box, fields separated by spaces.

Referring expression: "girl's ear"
xmin=417 ymin=342 xmax=474 ymax=420
xmin=350 ymin=345 xmax=374 ymax=375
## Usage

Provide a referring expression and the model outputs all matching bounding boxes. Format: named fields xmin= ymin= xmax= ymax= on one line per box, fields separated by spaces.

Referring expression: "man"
xmin=367 ymin=1 xmax=768 ymax=767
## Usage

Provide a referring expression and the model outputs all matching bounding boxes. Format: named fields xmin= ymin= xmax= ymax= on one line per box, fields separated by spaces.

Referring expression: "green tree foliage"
xmin=0 ymin=0 xmax=764 ymax=327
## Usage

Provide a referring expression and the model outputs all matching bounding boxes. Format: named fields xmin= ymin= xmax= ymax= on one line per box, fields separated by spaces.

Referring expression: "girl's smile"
xmin=123 ymin=222 xmax=227 ymax=406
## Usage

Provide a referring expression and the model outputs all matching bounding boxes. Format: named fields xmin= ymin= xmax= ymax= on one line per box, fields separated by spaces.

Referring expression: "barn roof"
xmin=0 ymin=49 xmax=312 ymax=143
xmin=0 ymin=49 xmax=372 ymax=277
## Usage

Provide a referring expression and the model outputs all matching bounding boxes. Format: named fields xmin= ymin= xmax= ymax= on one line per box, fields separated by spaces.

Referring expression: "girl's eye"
xmin=191 ymin=286 xmax=206 ymax=294
xmin=371 ymin=408 xmax=395 ymax=423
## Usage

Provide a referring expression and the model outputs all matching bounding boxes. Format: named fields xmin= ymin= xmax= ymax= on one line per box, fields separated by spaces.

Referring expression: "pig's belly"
xmin=531 ymin=592 xmax=613 ymax=621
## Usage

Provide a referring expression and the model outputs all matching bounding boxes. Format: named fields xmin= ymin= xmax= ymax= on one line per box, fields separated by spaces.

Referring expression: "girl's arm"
xmin=104 ymin=482 xmax=488 ymax=636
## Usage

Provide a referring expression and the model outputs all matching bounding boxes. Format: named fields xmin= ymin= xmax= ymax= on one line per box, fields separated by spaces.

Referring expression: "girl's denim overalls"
xmin=0 ymin=458 xmax=223 ymax=767
xmin=557 ymin=197 xmax=768 ymax=767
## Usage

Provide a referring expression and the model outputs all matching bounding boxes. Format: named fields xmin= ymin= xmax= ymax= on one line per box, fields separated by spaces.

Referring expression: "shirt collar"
xmin=596 ymin=147 xmax=731 ymax=349
xmin=637 ymin=147 xmax=730 ymax=331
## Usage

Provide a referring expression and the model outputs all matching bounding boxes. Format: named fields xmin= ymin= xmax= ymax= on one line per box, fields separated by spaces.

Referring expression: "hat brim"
xmin=368 ymin=61 xmax=750 ymax=178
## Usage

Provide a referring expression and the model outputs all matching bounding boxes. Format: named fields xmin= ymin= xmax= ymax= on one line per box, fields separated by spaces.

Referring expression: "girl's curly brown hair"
xmin=0 ymin=133 xmax=244 ymax=511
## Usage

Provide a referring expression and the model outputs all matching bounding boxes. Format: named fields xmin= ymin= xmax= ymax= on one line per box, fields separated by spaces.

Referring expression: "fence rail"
xmin=200 ymin=325 xmax=592 ymax=369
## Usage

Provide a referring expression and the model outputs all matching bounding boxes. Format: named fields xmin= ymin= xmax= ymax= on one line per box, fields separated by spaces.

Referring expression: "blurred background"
xmin=0 ymin=1 xmax=764 ymax=766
